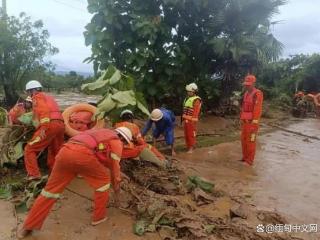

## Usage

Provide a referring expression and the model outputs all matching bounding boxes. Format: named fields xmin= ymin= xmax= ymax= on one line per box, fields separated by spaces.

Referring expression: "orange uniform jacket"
xmin=114 ymin=121 xmax=165 ymax=161
xmin=8 ymin=103 xmax=26 ymax=124
xmin=240 ymin=88 xmax=263 ymax=123
xmin=115 ymin=121 xmax=145 ymax=145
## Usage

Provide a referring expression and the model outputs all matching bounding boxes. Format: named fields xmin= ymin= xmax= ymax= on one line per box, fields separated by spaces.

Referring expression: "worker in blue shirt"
xmin=142 ymin=108 xmax=176 ymax=156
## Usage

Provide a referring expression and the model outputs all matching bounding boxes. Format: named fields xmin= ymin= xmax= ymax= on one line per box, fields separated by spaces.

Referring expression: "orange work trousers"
xmin=184 ymin=120 xmax=197 ymax=148
xmin=122 ymin=144 xmax=165 ymax=160
xmin=23 ymin=143 xmax=111 ymax=230
xmin=24 ymin=120 xmax=65 ymax=177
xmin=241 ymin=122 xmax=259 ymax=165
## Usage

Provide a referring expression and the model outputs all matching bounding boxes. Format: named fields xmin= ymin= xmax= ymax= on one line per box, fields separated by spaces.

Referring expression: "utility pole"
xmin=1 ymin=0 xmax=7 ymax=18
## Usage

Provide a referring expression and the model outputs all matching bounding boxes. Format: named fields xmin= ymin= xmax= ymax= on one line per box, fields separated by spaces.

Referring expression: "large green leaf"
xmin=97 ymin=94 xmax=117 ymax=113
xmin=0 ymin=187 xmax=12 ymax=199
xmin=111 ymin=90 xmax=136 ymax=106
xmin=137 ymin=100 xmax=150 ymax=116
xmin=81 ymin=80 xmax=110 ymax=95
xmin=109 ymin=69 xmax=121 ymax=85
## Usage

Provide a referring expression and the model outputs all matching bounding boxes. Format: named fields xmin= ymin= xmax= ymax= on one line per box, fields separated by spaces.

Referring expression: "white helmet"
xmin=115 ymin=127 xmax=133 ymax=143
xmin=150 ymin=108 xmax=163 ymax=121
xmin=186 ymin=83 xmax=198 ymax=92
xmin=26 ymin=80 xmax=42 ymax=91
xmin=120 ymin=109 xmax=134 ymax=118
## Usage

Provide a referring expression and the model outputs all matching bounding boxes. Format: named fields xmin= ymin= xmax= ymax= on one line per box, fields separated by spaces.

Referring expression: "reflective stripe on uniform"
xmin=250 ymin=133 xmax=256 ymax=142
xmin=41 ymin=189 xmax=61 ymax=199
xmin=40 ymin=117 xmax=50 ymax=124
xmin=96 ymin=183 xmax=111 ymax=192
xmin=110 ymin=152 xmax=121 ymax=161
xmin=28 ymin=136 xmax=41 ymax=145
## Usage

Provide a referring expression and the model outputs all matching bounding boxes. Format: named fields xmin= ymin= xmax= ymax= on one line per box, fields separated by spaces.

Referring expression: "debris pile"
xmin=119 ymin=160 xmax=304 ymax=240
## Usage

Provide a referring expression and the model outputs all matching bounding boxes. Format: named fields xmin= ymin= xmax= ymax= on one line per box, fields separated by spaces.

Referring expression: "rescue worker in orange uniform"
xmin=69 ymin=110 xmax=94 ymax=131
xmin=182 ymin=83 xmax=202 ymax=153
xmin=8 ymin=97 xmax=33 ymax=125
xmin=240 ymin=75 xmax=263 ymax=166
xmin=115 ymin=110 xmax=167 ymax=168
xmin=17 ymin=127 xmax=132 ymax=239
xmin=24 ymin=80 xmax=65 ymax=181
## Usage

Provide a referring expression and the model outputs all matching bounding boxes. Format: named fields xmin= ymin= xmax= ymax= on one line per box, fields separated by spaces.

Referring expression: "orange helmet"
xmin=243 ymin=75 xmax=256 ymax=86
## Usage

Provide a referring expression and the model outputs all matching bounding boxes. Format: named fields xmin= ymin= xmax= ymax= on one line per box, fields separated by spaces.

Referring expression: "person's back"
xmin=18 ymin=127 xmax=132 ymax=238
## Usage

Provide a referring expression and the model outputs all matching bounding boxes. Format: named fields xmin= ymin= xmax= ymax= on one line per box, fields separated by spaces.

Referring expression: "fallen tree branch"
xmin=146 ymin=133 xmax=222 ymax=144
xmin=263 ymin=123 xmax=320 ymax=141
xmin=12 ymin=204 xmax=18 ymax=239
xmin=65 ymin=187 xmax=93 ymax=201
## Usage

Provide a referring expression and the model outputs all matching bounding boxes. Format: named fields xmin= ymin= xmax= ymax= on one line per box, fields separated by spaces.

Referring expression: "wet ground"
xmin=180 ymin=118 xmax=320 ymax=239
xmin=254 ymin=119 xmax=320 ymax=225
xmin=1 ymin=95 xmax=320 ymax=239
xmin=51 ymin=92 xmax=100 ymax=109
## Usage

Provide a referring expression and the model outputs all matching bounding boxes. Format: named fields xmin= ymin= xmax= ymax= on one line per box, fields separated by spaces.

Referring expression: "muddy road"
xmin=1 ymin=118 xmax=320 ymax=240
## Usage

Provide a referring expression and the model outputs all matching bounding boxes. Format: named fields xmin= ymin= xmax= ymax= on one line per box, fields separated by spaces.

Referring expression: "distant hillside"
xmin=55 ymin=70 xmax=93 ymax=77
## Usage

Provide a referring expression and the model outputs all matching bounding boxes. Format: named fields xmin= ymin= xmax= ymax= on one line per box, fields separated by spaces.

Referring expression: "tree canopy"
xmin=0 ymin=12 xmax=58 ymax=107
xmin=84 ymin=0 xmax=285 ymax=111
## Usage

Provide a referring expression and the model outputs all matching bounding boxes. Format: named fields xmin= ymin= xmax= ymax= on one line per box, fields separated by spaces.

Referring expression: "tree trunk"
xmin=3 ymin=84 xmax=19 ymax=109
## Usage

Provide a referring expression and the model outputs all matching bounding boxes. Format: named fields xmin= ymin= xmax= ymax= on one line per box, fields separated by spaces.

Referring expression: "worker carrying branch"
xmin=24 ymin=80 xmax=65 ymax=181
xmin=8 ymin=96 xmax=33 ymax=125
xmin=18 ymin=127 xmax=132 ymax=239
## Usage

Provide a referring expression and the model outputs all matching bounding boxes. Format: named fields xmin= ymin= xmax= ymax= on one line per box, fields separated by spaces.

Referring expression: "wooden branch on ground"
xmin=263 ymin=123 xmax=320 ymax=141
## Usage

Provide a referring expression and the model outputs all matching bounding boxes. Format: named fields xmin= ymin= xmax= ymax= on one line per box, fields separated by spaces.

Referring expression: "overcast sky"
xmin=6 ymin=0 xmax=320 ymax=73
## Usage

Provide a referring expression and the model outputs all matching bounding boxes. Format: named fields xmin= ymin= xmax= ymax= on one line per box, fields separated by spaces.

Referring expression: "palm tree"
xmin=210 ymin=0 xmax=286 ymax=98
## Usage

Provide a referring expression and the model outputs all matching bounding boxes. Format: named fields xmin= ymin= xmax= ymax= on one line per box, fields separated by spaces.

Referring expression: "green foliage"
xmin=0 ymin=12 xmax=58 ymax=105
xmin=84 ymin=0 xmax=285 ymax=109
xmin=0 ymin=186 xmax=12 ymax=199
xmin=257 ymin=54 xmax=320 ymax=99
xmin=81 ymin=66 xmax=150 ymax=120
xmin=0 ymin=107 xmax=8 ymax=126
xmin=186 ymin=176 xmax=214 ymax=193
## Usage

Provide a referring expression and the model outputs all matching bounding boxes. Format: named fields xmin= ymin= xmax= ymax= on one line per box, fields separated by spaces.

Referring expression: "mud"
xmin=0 ymin=103 xmax=319 ymax=239
xmin=50 ymin=92 xmax=100 ymax=110
xmin=253 ymin=119 xmax=320 ymax=225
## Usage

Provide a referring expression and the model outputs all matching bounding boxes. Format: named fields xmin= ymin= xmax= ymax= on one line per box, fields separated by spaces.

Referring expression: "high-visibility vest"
xmin=71 ymin=129 xmax=119 ymax=161
xmin=240 ymin=88 xmax=258 ymax=120
xmin=183 ymin=96 xmax=201 ymax=116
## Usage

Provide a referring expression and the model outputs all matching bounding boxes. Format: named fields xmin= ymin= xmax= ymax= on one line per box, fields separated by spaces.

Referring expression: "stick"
xmin=65 ymin=187 xmax=93 ymax=201
xmin=12 ymin=204 xmax=18 ymax=238
xmin=118 ymin=207 xmax=135 ymax=215
xmin=263 ymin=123 xmax=320 ymax=141
xmin=146 ymin=133 xmax=222 ymax=144
xmin=127 ymin=186 xmax=144 ymax=204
